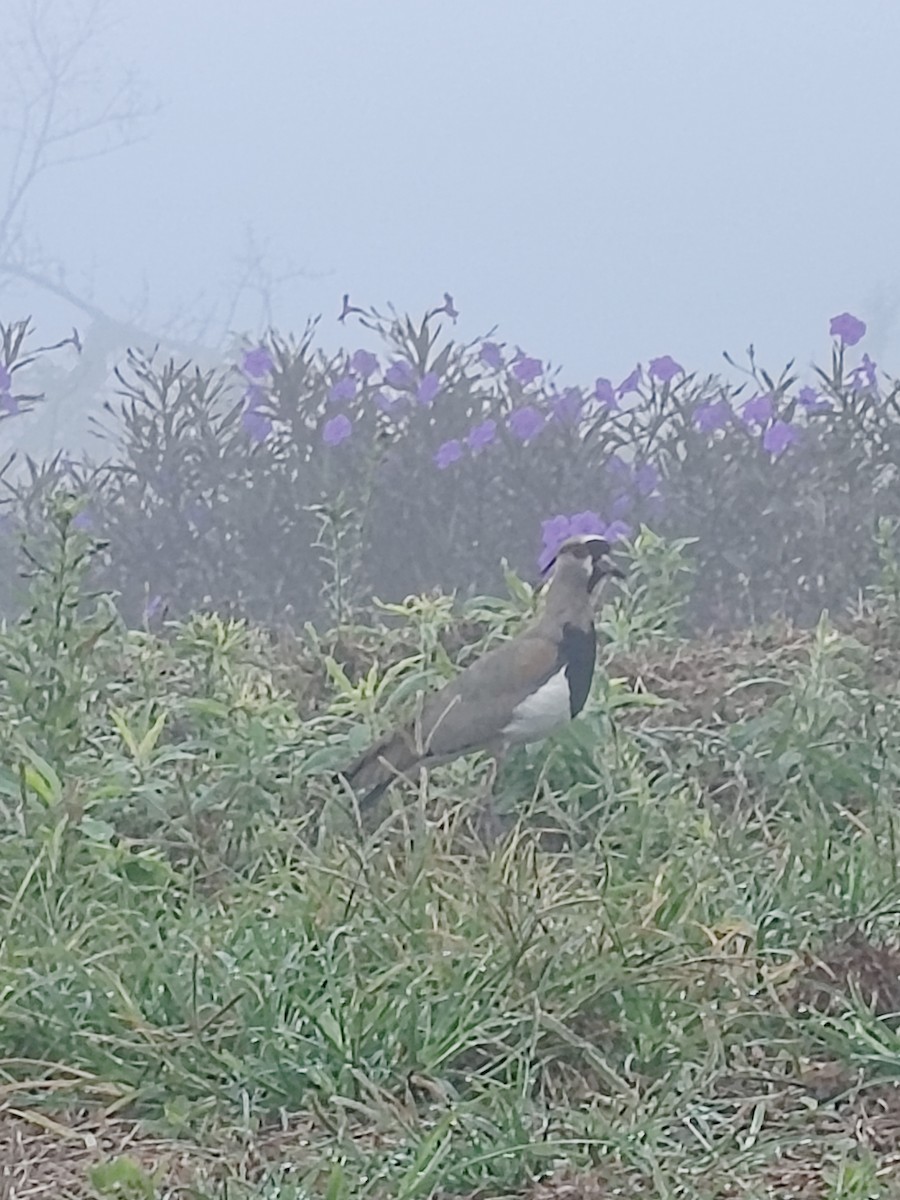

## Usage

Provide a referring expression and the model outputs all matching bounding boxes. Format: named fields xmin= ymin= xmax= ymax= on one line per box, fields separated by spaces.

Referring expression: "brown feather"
xmin=339 ymin=534 xmax=618 ymax=809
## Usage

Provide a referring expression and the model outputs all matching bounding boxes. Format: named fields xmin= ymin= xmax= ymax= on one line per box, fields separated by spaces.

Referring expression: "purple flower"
xmin=830 ymin=312 xmax=866 ymax=347
xmin=693 ymin=399 xmax=731 ymax=433
xmin=796 ymin=385 xmax=830 ymax=413
xmin=323 ymin=414 xmax=353 ymax=446
xmin=480 ymin=342 xmax=504 ymax=370
xmin=634 ymin=463 xmax=660 ymax=496
xmin=372 ymin=390 xmax=395 ymax=412
xmin=617 ymin=366 xmax=642 ymax=398
xmin=241 ymin=346 xmax=274 ymax=379
xmin=541 ymin=514 xmax=573 ymax=545
xmin=144 ymin=594 xmax=165 ymax=621
xmin=0 ymin=365 xmax=10 ymax=391
xmin=569 ymin=510 xmax=608 ymax=538
xmin=511 ymin=355 xmax=543 ymax=385
xmin=551 ymin=387 xmax=584 ymax=423
xmin=538 ymin=510 xmax=617 ymax=571
xmin=648 ymin=355 xmax=683 ymax=384
xmin=742 ymin=393 xmax=774 ymax=426
xmin=241 ymin=408 xmax=272 ymax=442
xmin=593 ymin=377 xmax=618 ymax=408
xmin=508 ymin=405 xmax=545 ymax=443
xmin=539 ymin=529 xmax=568 ymax=570
xmin=71 ymin=509 xmax=94 ymax=532
xmin=762 ymin=420 xmax=800 ymax=457
xmin=0 ymin=393 xmax=20 ymax=416
xmin=351 ymin=349 xmax=379 ymax=378
xmin=539 ymin=513 xmax=590 ymax=570
xmin=329 ymin=375 xmax=357 ymax=404
xmin=385 ymin=360 xmax=416 ymax=390
xmin=610 ymin=493 xmax=631 ymax=520
xmin=467 ymin=418 xmax=497 ymax=453
xmin=849 ymin=352 xmax=878 ymax=394
xmin=434 ymin=439 xmax=463 ymax=469
xmin=441 ymin=292 xmax=458 ymax=320
xmin=244 ymin=384 xmax=267 ymax=409
xmin=417 ymin=371 xmax=441 ymax=406
xmin=797 ymin=385 xmax=820 ymax=407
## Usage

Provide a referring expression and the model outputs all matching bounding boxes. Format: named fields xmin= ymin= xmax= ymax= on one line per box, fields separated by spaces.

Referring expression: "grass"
xmin=4 ymin=518 xmax=900 ymax=1196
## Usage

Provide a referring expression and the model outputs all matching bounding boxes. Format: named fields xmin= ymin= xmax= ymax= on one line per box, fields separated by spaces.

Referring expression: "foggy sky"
xmin=3 ymin=0 xmax=900 ymax=406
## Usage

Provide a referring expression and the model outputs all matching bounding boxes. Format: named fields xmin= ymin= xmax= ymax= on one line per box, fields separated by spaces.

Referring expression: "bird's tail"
xmin=338 ymin=727 xmax=420 ymax=810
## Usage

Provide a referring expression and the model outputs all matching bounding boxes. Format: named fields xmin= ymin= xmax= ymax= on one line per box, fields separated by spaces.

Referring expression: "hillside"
xmin=4 ymin=543 xmax=900 ymax=1197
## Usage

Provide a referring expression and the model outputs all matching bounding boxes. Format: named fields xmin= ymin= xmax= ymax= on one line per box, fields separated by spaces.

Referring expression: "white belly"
xmin=502 ymin=667 xmax=571 ymax=745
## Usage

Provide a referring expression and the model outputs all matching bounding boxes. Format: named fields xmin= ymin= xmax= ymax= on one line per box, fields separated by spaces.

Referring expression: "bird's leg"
xmin=476 ymin=746 xmax=507 ymax=846
xmin=483 ymin=752 xmax=500 ymax=795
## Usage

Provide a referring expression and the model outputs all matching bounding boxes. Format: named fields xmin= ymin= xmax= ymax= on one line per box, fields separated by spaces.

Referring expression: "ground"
xmin=4 ymin=606 xmax=900 ymax=1198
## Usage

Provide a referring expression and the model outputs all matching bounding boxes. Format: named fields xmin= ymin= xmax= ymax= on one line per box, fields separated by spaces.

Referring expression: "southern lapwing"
xmin=340 ymin=535 xmax=622 ymax=813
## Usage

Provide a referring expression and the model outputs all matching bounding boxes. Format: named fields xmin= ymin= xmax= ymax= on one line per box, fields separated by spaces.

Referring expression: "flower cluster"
xmin=237 ymin=308 xmax=880 ymax=585
xmin=32 ymin=298 xmax=889 ymax=634
xmin=239 ymin=348 xmax=274 ymax=443
xmin=239 ymin=303 xmax=463 ymax=451
xmin=539 ymin=510 xmax=630 ymax=572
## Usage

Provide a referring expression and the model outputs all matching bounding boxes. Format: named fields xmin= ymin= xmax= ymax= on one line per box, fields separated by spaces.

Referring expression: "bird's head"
xmin=544 ymin=534 xmax=624 ymax=593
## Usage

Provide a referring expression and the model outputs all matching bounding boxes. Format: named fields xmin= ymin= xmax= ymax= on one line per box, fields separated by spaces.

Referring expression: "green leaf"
xmin=18 ymin=744 xmax=63 ymax=806
xmin=324 ymin=1164 xmax=348 ymax=1200
xmin=0 ymin=765 xmax=20 ymax=799
xmin=80 ymin=816 xmax=116 ymax=842
xmin=137 ymin=711 xmax=167 ymax=760
xmin=182 ymin=697 xmax=230 ymax=719
xmin=323 ymin=655 xmax=356 ymax=696
xmin=89 ymin=1155 xmax=157 ymax=1199
xmin=110 ymin=708 xmax=141 ymax=760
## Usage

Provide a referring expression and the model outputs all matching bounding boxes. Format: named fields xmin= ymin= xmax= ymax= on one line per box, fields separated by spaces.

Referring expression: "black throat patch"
xmin=558 ymin=622 xmax=597 ymax=717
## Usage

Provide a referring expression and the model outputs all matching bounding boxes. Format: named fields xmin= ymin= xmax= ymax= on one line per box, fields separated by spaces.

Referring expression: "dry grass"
xmin=5 ymin=581 xmax=900 ymax=1197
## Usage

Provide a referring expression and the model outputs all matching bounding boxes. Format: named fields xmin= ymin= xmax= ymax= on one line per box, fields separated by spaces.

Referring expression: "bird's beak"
xmin=589 ymin=555 xmax=624 ymax=590
xmin=583 ymin=537 xmax=623 ymax=588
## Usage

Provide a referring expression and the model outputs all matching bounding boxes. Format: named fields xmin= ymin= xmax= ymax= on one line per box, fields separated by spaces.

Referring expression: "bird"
xmin=339 ymin=534 xmax=623 ymax=815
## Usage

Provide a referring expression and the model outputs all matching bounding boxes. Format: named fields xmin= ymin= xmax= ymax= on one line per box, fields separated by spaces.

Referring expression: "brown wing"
xmin=342 ymin=632 xmax=560 ymax=808
xmin=416 ymin=632 xmax=560 ymax=758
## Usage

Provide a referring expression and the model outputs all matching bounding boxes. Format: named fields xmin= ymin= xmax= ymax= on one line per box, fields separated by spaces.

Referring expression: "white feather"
xmin=502 ymin=666 xmax=571 ymax=744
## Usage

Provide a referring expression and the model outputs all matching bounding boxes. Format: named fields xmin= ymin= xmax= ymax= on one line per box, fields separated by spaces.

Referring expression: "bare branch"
xmin=0 ymin=2 xmax=314 ymax=363
xmin=219 ymin=224 xmax=323 ymax=340
xmin=0 ymin=0 xmax=156 ymax=279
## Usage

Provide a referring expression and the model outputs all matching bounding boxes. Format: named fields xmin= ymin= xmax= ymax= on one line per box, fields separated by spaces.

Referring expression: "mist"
xmin=2 ymin=0 xmax=900 ymax=459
